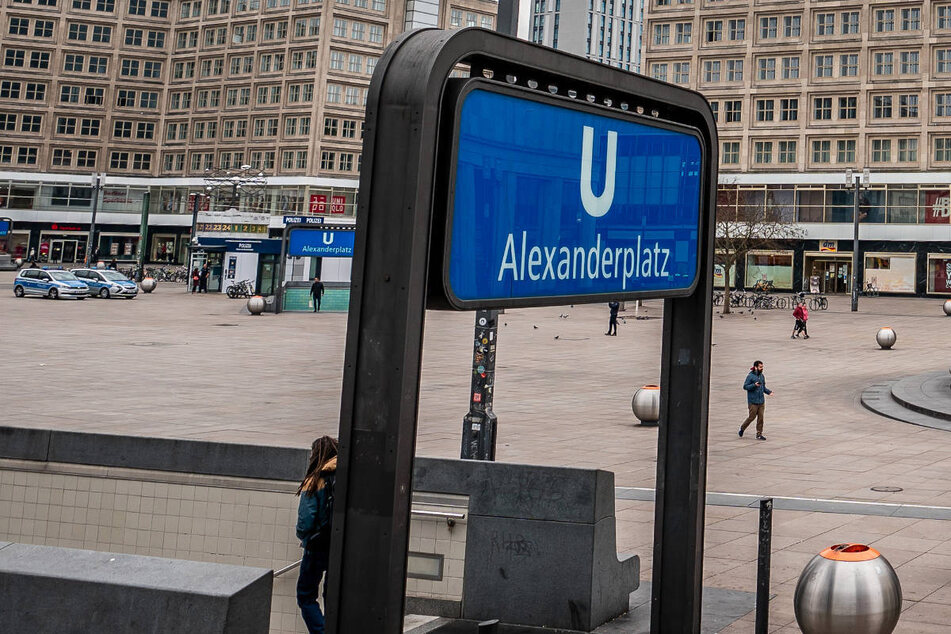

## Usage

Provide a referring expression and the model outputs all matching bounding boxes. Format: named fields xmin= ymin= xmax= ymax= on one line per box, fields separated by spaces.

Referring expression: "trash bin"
xmin=794 ymin=543 xmax=901 ymax=634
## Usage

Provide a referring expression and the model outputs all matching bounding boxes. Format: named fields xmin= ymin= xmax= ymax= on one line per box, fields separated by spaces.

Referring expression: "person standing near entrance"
xmin=605 ymin=301 xmax=619 ymax=336
xmin=739 ymin=360 xmax=772 ymax=441
xmin=191 ymin=268 xmax=200 ymax=293
xmin=296 ymin=436 xmax=338 ymax=634
xmin=310 ymin=276 xmax=325 ymax=312
xmin=199 ymin=263 xmax=209 ymax=293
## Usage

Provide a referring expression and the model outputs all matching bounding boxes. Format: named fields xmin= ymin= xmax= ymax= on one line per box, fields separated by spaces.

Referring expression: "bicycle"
xmin=808 ymin=295 xmax=829 ymax=311
xmin=863 ymin=282 xmax=880 ymax=298
xmin=226 ymin=279 xmax=253 ymax=299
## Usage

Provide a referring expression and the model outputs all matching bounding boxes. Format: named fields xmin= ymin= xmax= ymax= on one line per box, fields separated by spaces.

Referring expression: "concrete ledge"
xmin=0 ymin=426 xmax=310 ymax=482
xmin=0 ymin=543 xmax=273 ymax=633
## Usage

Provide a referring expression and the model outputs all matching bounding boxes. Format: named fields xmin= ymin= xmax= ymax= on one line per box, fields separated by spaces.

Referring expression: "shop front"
xmin=39 ymin=226 xmax=88 ymax=264
xmin=745 ymin=250 xmax=794 ymax=290
xmin=98 ymin=233 xmax=140 ymax=262
xmin=927 ymin=254 xmax=951 ymax=294
xmin=803 ymin=247 xmax=853 ymax=294
xmin=863 ymin=252 xmax=916 ymax=294
xmin=192 ymin=237 xmax=282 ymax=294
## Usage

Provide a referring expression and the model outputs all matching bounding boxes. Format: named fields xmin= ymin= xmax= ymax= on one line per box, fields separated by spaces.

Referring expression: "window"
xmin=136 ymin=122 xmax=154 ymax=139
xmin=675 ymin=23 xmax=691 ymax=44
xmin=121 ymin=59 xmax=139 ymax=76
xmin=816 ymin=13 xmax=834 ymax=36
xmin=9 ymin=18 xmax=28 ymax=36
xmin=813 ymin=97 xmax=832 ymax=120
xmin=935 ymin=137 xmax=951 ymax=161
xmin=837 ymin=139 xmax=855 ymax=163
xmin=778 ymin=141 xmax=796 ymax=163
xmin=369 ymin=25 xmax=383 ymax=43
xmin=60 ymin=85 xmax=80 ymax=103
xmin=902 ymin=8 xmax=920 ymax=30
xmin=900 ymin=51 xmax=919 ymax=74
xmin=722 ymin=141 xmax=740 ymax=164
xmin=724 ymin=100 xmax=742 ymax=123
xmin=113 ymin=120 xmax=132 ymax=137
xmin=80 ymin=119 xmax=100 ymax=135
xmin=64 ymin=54 xmax=84 ymax=72
xmin=703 ymin=60 xmax=720 ymax=82
xmin=320 ymin=151 xmax=335 ymax=170
xmin=140 ymin=91 xmax=157 ymax=108
xmin=20 ymin=114 xmax=41 ymax=132
xmin=812 ymin=140 xmax=831 ymax=163
xmin=939 ymin=49 xmax=951 ymax=73
xmin=710 ymin=102 xmax=718 ymax=122
xmin=76 ymin=150 xmax=96 ymax=167
xmin=758 ymin=58 xmax=775 ymax=80
xmin=324 ymin=117 xmax=338 ymax=136
xmin=754 ymin=141 xmax=772 ymax=164
xmin=126 ymin=28 xmax=143 ymax=45
xmin=874 ymin=52 xmax=894 ymax=75
xmin=67 ymin=23 xmax=88 ymax=40
xmin=17 ymin=147 xmax=37 ymax=165
xmin=783 ymin=15 xmax=800 ymax=37
xmin=147 ymin=31 xmax=165 ymax=48
xmin=873 ymin=95 xmax=893 ymax=118
xmin=756 ymin=99 xmax=774 ymax=121
xmin=780 ymin=98 xmax=798 ymax=121
xmin=339 ymin=153 xmax=352 ymax=171
xmin=939 ymin=6 xmax=951 ymax=30
xmin=348 ymin=54 xmax=363 ymax=73
xmin=342 ymin=119 xmax=356 ymax=138
xmin=840 ymin=54 xmax=858 ymax=77
xmin=0 ymin=81 xmax=20 ymax=99
xmin=651 ymin=63 xmax=667 ymax=81
xmin=935 ymin=93 xmax=951 ymax=117
xmin=329 ymin=50 xmax=344 ymax=70
xmin=0 ymin=114 xmax=16 ymax=131
xmin=88 ymin=56 xmax=107 ymax=73
xmin=351 ymin=22 xmax=365 ymax=40
xmin=728 ymin=19 xmax=745 ymax=41
xmin=93 ymin=25 xmax=111 ymax=42
xmin=839 ymin=96 xmax=857 ymax=119
xmin=673 ymin=62 xmax=690 ymax=84
xmin=344 ymin=86 xmax=361 ymax=105
xmin=52 ymin=149 xmax=72 ymax=166
xmin=30 ymin=52 xmax=50 ymax=69
xmin=110 ymin=151 xmax=129 ymax=169
xmin=872 ymin=139 xmax=891 ymax=162
xmin=704 ymin=21 xmax=721 ymax=43
xmin=759 ymin=16 xmax=777 ymax=39
xmin=84 ymin=87 xmax=103 ymax=105
xmin=841 ymin=11 xmax=859 ymax=34
xmin=326 ymin=84 xmax=341 ymax=103
xmin=898 ymin=138 xmax=917 ymax=162
xmin=4 ymin=50 xmax=24 ymax=67
xmin=782 ymin=57 xmax=799 ymax=79
xmin=899 ymin=94 xmax=918 ymax=117
xmin=815 ymin=55 xmax=833 ymax=77
xmin=726 ymin=59 xmax=743 ymax=81
xmin=34 ymin=20 xmax=53 ymax=37
xmin=876 ymin=9 xmax=895 ymax=33
xmin=333 ymin=19 xmax=346 ymax=37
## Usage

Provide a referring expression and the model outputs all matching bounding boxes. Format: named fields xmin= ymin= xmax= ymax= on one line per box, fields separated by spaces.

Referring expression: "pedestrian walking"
xmin=109 ymin=257 xmax=118 ymax=270
xmin=296 ymin=436 xmax=338 ymax=634
xmin=791 ymin=302 xmax=810 ymax=339
xmin=310 ymin=276 xmax=325 ymax=312
xmin=191 ymin=268 xmax=200 ymax=293
xmin=739 ymin=360 xmax=773 ymax=441
xmin=199 ymin=263 xmax=209 ymax=293
xmin=605 ymin=301 xmax=619 ymax=336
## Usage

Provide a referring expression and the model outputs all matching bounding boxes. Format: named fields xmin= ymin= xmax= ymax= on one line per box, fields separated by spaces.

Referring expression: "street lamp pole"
xmin=85 ymin=172 xmax=104 ymax=265
xmin=847 ymin=168 xmax=869 ymax=312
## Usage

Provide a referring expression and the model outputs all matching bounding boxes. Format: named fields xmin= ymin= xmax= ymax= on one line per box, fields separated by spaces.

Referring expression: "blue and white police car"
xmin=71 ymin=268 xmax=139 ymax=299
xmin=13 ymin=268 xmax=89 ymax=299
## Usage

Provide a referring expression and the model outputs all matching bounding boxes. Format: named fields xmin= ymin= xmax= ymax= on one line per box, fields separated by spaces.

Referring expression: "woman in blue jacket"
xmin=296 ymin=436 xmax=338 ymax=634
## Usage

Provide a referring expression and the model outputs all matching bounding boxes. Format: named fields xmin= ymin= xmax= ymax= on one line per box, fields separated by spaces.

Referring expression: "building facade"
xmin=644 ymin=0 xmax=951 ymax=295
xmin=0 ymin=0 xmax=497 ymax=267
xmin=529 ymin=0 xmax=644 ymax=72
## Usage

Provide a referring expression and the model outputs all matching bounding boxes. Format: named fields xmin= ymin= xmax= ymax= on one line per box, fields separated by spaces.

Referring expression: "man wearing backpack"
xmin=739 ymin=360 xmax=773 ymax=441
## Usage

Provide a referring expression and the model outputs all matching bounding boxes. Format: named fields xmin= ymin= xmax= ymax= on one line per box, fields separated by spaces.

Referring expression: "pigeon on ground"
xmin=533 ymin=325 xmax=538 ymax=329
xmin=554 ymin=335 xmax=559 ymax=340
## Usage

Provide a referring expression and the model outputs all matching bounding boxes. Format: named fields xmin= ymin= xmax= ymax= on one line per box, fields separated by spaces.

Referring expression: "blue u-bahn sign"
xmin=288 ymin=229 xmax=355 ymax=257
xmin=442 ymin=83 xmax=705 ymax=308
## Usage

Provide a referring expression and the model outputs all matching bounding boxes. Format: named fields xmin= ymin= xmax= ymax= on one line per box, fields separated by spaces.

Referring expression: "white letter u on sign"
xmin=579 ymin=126 xmax=617 ymax=218
xmin=322 ymin=233 xmax=334 ymax=245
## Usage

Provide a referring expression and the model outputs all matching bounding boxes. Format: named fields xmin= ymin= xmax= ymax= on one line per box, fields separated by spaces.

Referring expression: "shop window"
xmin=745 ymin=252 xmax=793 ymax=289
xmin=797 ymin=189 xmax=824 ymax=222
xmin=928 ymin=256 xmax=951 ymax=293
xmin=887 ymin=188 xmax=918 ymax=223
xmin=865 ymin=254 xmax=916 ymax=293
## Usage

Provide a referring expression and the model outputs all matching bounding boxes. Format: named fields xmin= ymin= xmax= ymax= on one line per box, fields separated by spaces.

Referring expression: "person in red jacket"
xmin=792 ymin=302 xmax=810 ymax=339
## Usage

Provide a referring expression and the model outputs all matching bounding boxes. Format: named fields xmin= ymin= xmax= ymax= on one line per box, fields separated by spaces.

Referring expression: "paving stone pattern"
xmin=7 ymin=272 xmax=951 ymax=631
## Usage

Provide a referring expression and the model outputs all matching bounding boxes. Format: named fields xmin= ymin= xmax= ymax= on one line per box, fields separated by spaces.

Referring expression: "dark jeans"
xmin=312 ymin=295 xmax=322 ymax=312
xmin=607 ymin=315 xmax=618 ymax=335
xmin=297 ymin=545 xmax=329 ymax=633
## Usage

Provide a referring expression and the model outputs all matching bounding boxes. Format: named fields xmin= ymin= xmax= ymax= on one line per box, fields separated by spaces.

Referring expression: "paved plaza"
xmin=6 ymin=269 xmax=951 ymax=631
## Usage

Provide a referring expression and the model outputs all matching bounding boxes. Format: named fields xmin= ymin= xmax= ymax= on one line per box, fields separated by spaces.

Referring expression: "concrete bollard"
xmin=631 ymin=385 xmax=660 ymax=426
xmin=876 ymin=327 xmax=896 ymax=349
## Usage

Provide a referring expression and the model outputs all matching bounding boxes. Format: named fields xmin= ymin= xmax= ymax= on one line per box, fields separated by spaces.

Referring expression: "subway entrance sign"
xmin=444 ymin=83 xmax=703 ymax=308
xmin=328 ymin=27 xmax=718 ymax=634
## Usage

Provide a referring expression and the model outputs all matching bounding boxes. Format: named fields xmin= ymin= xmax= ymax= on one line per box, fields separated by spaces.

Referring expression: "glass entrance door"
xmin=822 ymin=260 xmax=851 ymax=293
xmin=257 ymin=254 xmax=278 ymax=296
xmin=50 ymin=240 xmax=63 ymax=263
xmin=62 ymin=240 xmax=77 ymax=263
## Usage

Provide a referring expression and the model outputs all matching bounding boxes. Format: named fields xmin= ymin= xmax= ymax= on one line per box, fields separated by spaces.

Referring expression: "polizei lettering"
xmin=497 ymin=231 xmax=671 ymax=290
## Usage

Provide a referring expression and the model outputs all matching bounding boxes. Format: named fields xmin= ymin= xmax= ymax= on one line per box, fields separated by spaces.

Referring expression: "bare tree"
xmin=716 ymin=186 xmax=803 ymax=314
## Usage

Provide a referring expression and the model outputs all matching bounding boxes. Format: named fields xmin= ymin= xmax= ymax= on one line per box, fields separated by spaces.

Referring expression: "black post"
xmin=461 ymin=309 xmax=498 ymax=460
xmin=187 ymin=192 xmax=202 ymax=284
xmin=851 ymin=177 xmax=860 ymax=312
xmin=755 ymin=498 xmax=773 ymax=634
xmin=85 ymin=173 xmax=102 ymax=265
xmin=135 ymin=192 xmax=150 ymax=281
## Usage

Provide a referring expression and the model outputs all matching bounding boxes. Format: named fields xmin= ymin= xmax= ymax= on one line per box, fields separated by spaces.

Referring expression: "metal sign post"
xmin=325 ymin=28 xmax=717 ymax=634
xmin=461 ymin=308 xmax=498 ymax=460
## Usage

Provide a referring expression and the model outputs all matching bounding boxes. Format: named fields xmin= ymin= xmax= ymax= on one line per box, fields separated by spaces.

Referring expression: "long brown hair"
xmin=297 ymin=436 xmax=338 ymax=495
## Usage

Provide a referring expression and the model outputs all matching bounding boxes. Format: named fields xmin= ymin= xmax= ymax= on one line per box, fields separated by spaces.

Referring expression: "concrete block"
xmin=0 ymin=426 xmax=50 ymax=461
xmin=0 ymin=542 xmax=272 ymax=633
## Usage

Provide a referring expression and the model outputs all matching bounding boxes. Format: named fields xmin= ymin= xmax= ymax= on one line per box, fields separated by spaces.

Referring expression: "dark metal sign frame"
xmin=325 ymin=27 xmax=717 ymax=634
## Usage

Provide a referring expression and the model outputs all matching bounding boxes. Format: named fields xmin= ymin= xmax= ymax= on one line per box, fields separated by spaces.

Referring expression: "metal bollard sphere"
xmin=247 ymin=295 xmax=265 ymax=315
xmin=876 ymin=327 xmax=896 ymax=349
xmin=15 ymin=258 xmax=22 ymax=267
xmin=140 ymin=277 xmax=157 ymax=293
xmin=794 ymin=544 xmax=901 ymax=634
xmin=944 ymin=300 xmax=951 ymax=316
xmin=631 ymin=385 xmax=660 ymax=426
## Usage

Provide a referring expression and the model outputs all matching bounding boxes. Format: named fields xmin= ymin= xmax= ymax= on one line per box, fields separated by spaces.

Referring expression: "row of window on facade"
xmin=177 ymin=0 xmax=386 ymax=20
xmin=584 ymin=12 xmax=636 ymax=63
xmin=649 ymin=49 xmax=951 ymax=85
xmin=0 ymin=182 xmax=358 ymax=217
xmin=706 ymin=92 xmax=951 ymax=126
xmin=717 ymin=184 xmax=951 ymax=225
xmin=718 ymin=137 xmax=951 ymax=167
xmin=6 ymin=0 xmax=166 ymax=15
xmin=651 ymin=8 xmax=950 ymax=47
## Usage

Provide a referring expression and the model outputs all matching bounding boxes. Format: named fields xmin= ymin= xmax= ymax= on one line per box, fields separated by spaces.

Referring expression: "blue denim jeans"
xmin=297 ymin=545 xmax=329 ymax=634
